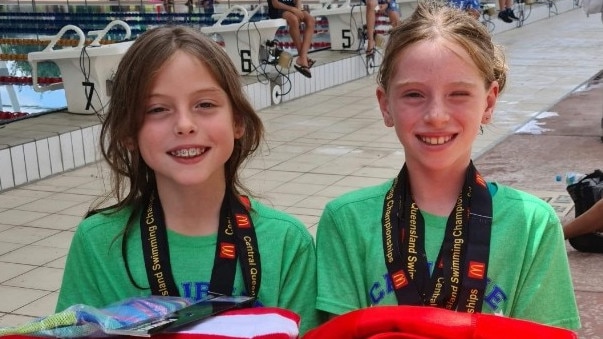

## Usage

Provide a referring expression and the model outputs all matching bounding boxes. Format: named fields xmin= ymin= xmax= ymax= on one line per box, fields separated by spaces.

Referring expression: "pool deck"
xmin=1 ymin=2 xmax=603 ymax=337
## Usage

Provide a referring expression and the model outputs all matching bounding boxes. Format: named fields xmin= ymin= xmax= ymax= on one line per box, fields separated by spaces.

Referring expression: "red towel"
xmin=303 ymin=306 xmax=577 ymax=339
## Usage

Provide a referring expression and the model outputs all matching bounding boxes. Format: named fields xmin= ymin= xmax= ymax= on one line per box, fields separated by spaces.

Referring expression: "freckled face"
xmin=377 ymin=39 xmax=498 ymax=173
xmin=137 ymin=50 xmax=243 ymax=190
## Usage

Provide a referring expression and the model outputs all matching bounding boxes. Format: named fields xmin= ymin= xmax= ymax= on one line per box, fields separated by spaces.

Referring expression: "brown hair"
xmin=96 ymin=25 xmax=263 ymax=214
xmin=377 ymin=1 xmax=507 ymax=93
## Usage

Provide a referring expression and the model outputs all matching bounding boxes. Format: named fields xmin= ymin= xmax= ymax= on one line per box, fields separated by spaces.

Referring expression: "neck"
xmin=406 ymin=164 xmax=468 ymax=217
xmin=156 ymin=181 xmax=228 ymax=236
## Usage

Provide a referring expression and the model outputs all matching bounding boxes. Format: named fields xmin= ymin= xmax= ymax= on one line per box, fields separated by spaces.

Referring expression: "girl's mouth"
xmin=419 ymin=135 xmax=455 ymax=145
xmin=169 ymin=147 xmax=207 ymax=158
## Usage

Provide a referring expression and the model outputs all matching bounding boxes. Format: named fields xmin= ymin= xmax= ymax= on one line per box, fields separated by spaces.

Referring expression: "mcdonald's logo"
xmin=220 ymin=243 xmax=236 ymax=259
xmin=475 ymin=173 xmax=487 ymax=188
xmin=468 ymin=261 xmax=486 ymax=279
xmin=391 ymin=270 xmax=409 ymax=289
xmin=235 ymin=214 xmax=251 ymax=228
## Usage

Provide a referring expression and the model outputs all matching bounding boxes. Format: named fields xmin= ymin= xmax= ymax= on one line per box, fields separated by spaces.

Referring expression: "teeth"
xmin=421 ymin=136 xmax=452 ymax=145
xmin=170 ymin=148 xmax=205 ymax=158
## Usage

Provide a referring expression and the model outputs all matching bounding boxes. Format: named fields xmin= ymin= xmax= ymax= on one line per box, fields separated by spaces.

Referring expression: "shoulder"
xmin=324 ymin=180 xmax=393 ymax=213
xmin=75 ymin=206 xmax=134 ymax=238
xmin=490 ymin=182 xmax=560 ymax=234
xmin=491 ymin=183 xmax=555 ymax=214
xmin=249 ymin=198 xmax=314 ymax=243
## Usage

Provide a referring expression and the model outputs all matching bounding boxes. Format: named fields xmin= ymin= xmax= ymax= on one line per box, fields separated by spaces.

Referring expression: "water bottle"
xmin=555 ymin=172 xmax=586 ymax=185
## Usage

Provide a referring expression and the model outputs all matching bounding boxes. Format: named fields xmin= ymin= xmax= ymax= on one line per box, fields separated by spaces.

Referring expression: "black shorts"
xmin=267 ymin=0 xmax=295 ymax=19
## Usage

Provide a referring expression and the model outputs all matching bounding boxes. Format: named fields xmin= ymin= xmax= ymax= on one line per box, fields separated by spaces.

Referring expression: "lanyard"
xmin=381 ymin=161 xmax=492 ymax=312
xmin=140 ymin=191 xmax=261 ymax=298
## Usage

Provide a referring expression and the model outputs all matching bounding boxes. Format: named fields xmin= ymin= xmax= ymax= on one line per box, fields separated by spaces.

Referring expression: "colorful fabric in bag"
xmin=0 ymin=296 xmax=192 ymax=337
xmin=0 ymin=298 xmax=299 ymax=339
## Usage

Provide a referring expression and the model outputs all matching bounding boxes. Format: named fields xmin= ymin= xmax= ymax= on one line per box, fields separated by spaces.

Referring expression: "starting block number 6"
xmin=240 ymin=49 xmax=252 ymax=73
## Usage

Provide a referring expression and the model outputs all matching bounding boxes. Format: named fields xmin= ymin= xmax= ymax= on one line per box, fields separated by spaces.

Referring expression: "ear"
xmin=376 ymin=86 xmax=394 ymax=127
xmin=481 ymin=81 xmax=500 ymax=124
xmin=233 ymin=119 xmax=245 ymax=139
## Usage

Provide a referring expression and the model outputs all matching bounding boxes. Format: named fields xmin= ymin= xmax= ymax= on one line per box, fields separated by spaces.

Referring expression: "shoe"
xmin=308 ymin=58 xmax=316 ymax=68
xmin=497 ymin=10 xmax=512 ymax=23
xmin=506 ymin=7 xmax=520 ymax=20
xmin=294 ymin=64 xmax=312 ymax=78
xmin=366 ymin=48 xmax=375 ymax=57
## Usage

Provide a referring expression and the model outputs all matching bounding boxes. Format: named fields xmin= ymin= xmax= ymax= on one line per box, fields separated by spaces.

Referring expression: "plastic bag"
xmin=0 ymin=296 xmax=192 ymax=337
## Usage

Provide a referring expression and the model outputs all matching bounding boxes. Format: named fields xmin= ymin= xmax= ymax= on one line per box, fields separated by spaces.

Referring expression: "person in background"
xmin=55 ymin=25 xmax=320 ymax=335
xmin=364 ymin=0 xmax=401 ymax=56
xmin=268 ymin=0 xmax=316 ymax=78
xmin=563 ymin=198 xmax=603 ymax=239
xmin=447 ymin=0 xmax=481 ymax=19
xmin=315 ymin=1 xmax=580 ymax=331
xmin=497 ymin=0 xmax=519 ymax=23
xmin=200 ymin=0 xmax=215 ymax=16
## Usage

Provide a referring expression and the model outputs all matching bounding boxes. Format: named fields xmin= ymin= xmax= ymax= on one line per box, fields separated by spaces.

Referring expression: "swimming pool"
xmin=0 ymin=1 xmax=334 ymax=124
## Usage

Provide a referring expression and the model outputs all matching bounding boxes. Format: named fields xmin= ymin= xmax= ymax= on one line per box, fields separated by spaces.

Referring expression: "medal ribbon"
xmin=141 ymin=191 xmax=261 ymax=298
xmin=381 ymin=161 xmax=492 ymax=311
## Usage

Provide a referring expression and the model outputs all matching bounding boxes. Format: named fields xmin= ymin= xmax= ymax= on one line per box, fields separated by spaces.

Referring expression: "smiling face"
xmin=137 ymin=50 xmax=243 ymax=191
xmin=377 ymin=39 xmax=499 ymax=174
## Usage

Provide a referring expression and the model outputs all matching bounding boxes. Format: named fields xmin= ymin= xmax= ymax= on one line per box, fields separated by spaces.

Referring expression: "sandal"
xmin=366 ymin=48 xmax=375 ymax=57
xmin=308 ymin=58 xmax=316 ymax=68
xmin=294 ymin=64 xmax=312 ymax=78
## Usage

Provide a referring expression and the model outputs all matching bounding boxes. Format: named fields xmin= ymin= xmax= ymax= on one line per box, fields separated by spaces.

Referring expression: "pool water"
xmin=0 ymin=60 xmax=67 ymax=125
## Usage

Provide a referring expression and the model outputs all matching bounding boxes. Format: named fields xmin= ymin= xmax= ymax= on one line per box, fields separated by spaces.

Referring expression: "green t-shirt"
xmin=316 ymin=180 xmax=581 ymax=330
xmin=56 ymin=198 xmax=321 ymax=335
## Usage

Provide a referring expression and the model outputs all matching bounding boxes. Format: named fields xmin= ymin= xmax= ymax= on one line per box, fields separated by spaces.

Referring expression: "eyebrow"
xmin=148 ymin=87 xmax=226 ymax=97
xmin=393 ymin=80 xmax=480 ymax=89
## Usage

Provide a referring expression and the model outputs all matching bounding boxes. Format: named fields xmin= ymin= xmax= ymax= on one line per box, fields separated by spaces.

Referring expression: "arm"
xmin=510 ymin=208 xmax=580 ymax=329
xmin=56 ymin=226 xmax=105 ymax=312
xmin=277 ymin=233 xmax=323 ymax=335
xmin=563 ymin=198 xmax=603 ymax=239
xmin=315 ymin=205 xmax=368 ymax=316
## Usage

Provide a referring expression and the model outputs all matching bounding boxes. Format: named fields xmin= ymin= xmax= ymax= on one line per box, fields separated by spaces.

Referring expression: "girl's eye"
xmin=146 ymin=106 xmax=167 ymax=114
xmin=196 ymin=101 xmax=216 ymax=109
xmin=451 ymin=91 xmax=470 ymax=97
xmin=403 ymin=91 xmax=423 ymax=98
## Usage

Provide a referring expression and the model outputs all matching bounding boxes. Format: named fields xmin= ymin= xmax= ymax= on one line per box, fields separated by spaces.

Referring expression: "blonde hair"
xmin=378 ymin=1 xmax=507 ymax=93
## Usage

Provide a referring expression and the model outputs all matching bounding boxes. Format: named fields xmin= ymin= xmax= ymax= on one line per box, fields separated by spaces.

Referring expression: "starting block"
xmin=311 ymin=0 xmax=366 ymax=51
xmin=201 ymin=6 xmax=286 ymax=75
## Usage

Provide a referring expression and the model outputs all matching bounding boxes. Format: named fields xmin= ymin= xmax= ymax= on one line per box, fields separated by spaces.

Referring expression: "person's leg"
xmin=365 ymin=0 xmax=378 ymax=53
xmin=299 ymin=11 xmax=315 ymax=65
xmin=283 ymin=11 xmax=311 ymax=77
xmin=282 ymin=11 xmax=307 ymax=67
xmin=386 ymin=0 xmax=400 ymax=28
xmin=497 ymin=0 xmax=505 ymax=11
xmin=497 ymin=0 xmax=512 ymax=22
xmin=505 ymin=0 xmax=519 ymax=19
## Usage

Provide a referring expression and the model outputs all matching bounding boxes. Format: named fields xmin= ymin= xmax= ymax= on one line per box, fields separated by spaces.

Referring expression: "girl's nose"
xmin=424 ymin=98 xmax=450 ymax=126
xmin=174 ymin=111 xmax=197 ymax=135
